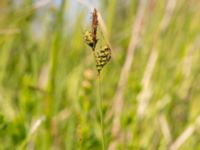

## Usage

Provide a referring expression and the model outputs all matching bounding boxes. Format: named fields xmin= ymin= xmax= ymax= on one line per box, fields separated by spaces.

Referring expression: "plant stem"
xmin=97 ymin=74 xmax=105 ymax=150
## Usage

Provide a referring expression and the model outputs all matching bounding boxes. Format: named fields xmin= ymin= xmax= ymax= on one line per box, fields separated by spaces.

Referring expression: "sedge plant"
xmin=84 ymin=8 xmax=111 ymax=150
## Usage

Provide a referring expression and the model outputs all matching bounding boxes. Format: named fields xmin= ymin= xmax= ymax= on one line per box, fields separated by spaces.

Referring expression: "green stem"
xmin=97 ymin=74 xmax=105 ymax=150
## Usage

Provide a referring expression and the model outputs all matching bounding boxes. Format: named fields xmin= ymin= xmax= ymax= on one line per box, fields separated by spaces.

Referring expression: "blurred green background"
xmin=0 ymin=0 xmax=200 ymax=149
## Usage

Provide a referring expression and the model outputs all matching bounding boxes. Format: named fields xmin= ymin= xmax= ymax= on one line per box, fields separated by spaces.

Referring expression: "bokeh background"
xmin=0 ymin=0 xmax=200 ymax=149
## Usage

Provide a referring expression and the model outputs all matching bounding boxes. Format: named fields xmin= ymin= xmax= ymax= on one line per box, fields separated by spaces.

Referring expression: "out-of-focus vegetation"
xmin=0 ymin=0 xmax=200 ymax=149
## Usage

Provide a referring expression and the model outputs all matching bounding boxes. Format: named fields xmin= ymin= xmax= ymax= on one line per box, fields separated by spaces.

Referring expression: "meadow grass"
xmin=0 ymin=0 xmax=200 ymax=150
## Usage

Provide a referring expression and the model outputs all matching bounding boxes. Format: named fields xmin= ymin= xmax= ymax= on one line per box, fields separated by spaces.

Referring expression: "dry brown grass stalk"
xmin=108 ymin=1 xmax=147 ymax=149
xmin=169 ymin=116 xmax=200 ymax=150
xmin=136 ymin=49 xmax=158 ymax=119
xmin=109 ymin=0 xmax=179 ymax=148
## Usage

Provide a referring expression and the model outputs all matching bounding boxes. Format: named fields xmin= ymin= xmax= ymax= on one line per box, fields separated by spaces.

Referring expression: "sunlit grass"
xmin=0 ymin=0 xmax=200 ymax=150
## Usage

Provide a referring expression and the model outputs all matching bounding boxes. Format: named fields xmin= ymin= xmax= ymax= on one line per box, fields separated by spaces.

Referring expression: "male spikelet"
xmin=91 ymin=8 xmax=98 ymax=49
